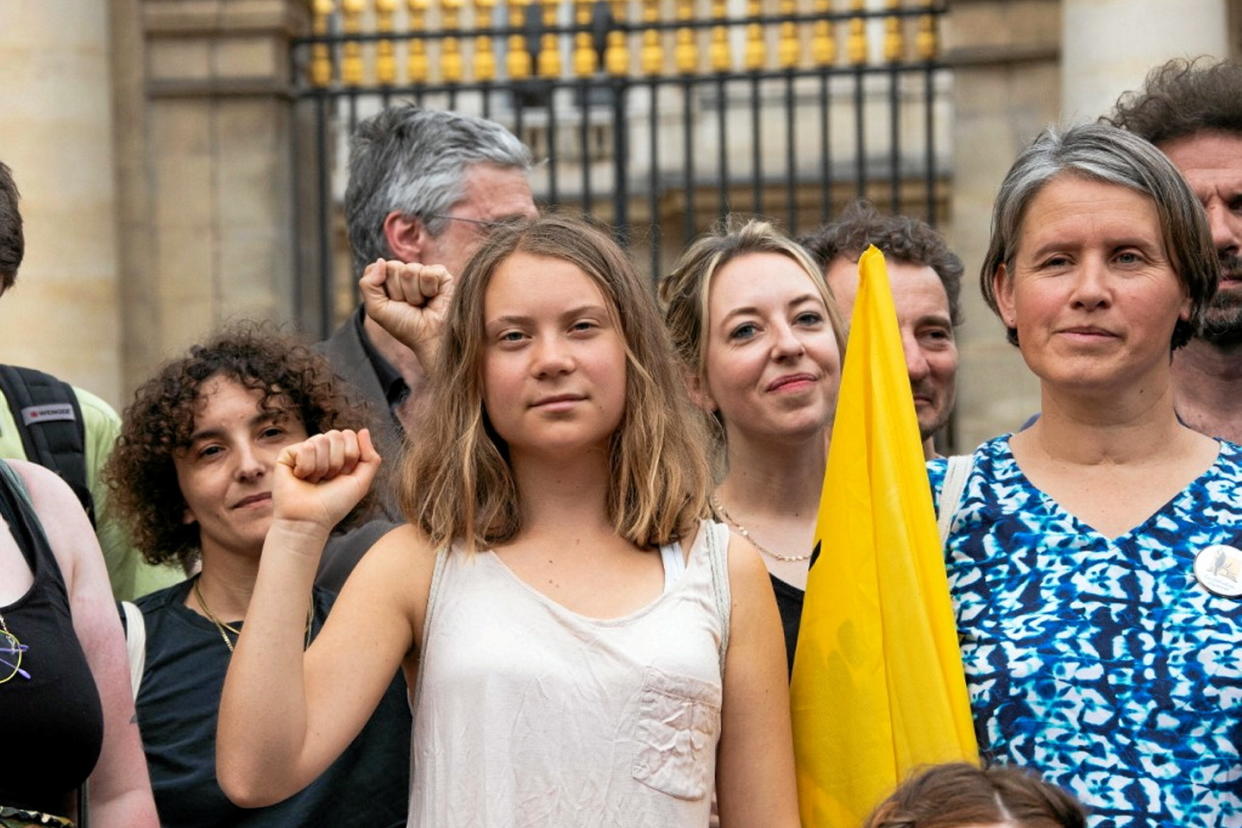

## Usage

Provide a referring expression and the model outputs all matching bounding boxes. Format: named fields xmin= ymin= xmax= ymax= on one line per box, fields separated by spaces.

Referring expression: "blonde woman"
xmin=661 ymin=217 xmax=847 ymax=673
xmin=217 ymin=215 xmax=798 ymax=827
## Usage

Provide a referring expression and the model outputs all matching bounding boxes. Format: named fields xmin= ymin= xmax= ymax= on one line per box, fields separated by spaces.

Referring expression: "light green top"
xmin=0 ymin=383 xmax=183 ymax=600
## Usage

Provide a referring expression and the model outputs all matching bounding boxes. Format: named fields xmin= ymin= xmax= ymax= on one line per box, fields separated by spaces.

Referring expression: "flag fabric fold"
xmin=790 ymin=245 xmax=977 ymax=827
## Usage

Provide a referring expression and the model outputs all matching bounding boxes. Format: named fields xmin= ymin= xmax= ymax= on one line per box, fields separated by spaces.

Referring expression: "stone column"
xmin=116 ymin=0 xmax=309 ymax=391
xmin=945 ymin=0 xmax=1061 ymax=450
xmin=1062 ymin=0 xmax=1229 ymax=125
xmin=0 ymin=0 xmax=124 ymax=403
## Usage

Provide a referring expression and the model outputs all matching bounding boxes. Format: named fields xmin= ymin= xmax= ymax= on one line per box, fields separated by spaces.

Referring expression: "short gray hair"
xmin=344 ymin=104 xmax=532 ymax=276
xmin=980 ymin=123 xmax=1217 ymax=350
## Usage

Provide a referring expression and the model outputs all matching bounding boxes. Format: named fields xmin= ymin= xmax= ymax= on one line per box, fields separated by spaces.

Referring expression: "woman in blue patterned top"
xmin=929 ymin=123 xmax=1239 ymax=827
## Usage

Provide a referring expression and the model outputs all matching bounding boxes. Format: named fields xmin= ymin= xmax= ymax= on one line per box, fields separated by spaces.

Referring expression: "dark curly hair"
xmin=864 ymin=762 xmax=1088 ymax=828
xmin=799 ymin=200 xmax=964 ymax=326
xmin=104 ymin=324 xmax=374 ymax=570
xmin=1106 ymin=57 xmax=1242 ymax=145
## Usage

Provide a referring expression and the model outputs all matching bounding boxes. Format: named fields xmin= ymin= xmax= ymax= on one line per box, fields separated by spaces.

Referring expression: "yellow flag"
xmin=789 ymin=245 xmax=977 ymax=827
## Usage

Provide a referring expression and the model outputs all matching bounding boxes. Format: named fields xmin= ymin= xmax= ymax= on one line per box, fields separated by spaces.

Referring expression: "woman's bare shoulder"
xmin=7 ymin=458 xmax=79 ymax=507
xmin=346 ymin=524 xmax=442 ymax=600
xmin=5 ymin=460 xmax=97 ymax=575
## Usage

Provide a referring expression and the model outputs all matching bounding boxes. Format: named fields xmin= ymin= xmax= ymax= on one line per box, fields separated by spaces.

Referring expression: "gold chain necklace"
xmin=193 ymin=578 xmax=311 ymax=654
xmin=710 ymin=495 xmax=813 ymax=563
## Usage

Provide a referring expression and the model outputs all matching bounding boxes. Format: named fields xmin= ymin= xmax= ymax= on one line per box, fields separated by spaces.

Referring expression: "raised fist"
xmin=272 ymin=428 xmax=381 ymax=532
xmin=359 ymin=259 xmax=453 ymax=371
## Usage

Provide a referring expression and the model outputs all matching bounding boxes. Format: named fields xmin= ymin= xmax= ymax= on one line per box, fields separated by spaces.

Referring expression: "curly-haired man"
xmin=1108 ymin=58 xmax=1242 ymax=442
xmin=801 ymin=201 xmax=964 ymax=458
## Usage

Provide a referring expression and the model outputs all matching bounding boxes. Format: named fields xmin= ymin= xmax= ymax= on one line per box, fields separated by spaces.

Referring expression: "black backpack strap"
xmin=0 ymin=365 xmax=95 ymax=525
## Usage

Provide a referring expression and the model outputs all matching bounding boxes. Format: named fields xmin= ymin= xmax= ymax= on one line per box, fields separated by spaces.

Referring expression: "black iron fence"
xmin=291 ymin=0 xmax=949 ymax=337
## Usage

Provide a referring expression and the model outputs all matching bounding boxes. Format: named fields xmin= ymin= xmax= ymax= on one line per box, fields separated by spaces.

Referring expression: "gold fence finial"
xmin=847 ymin=0 xmax=867 ymax=65
xmin=341 ymin=0 xmax=365 ymax=84
xmin=605 ymin=1 xmax=631 ymax=75
xmin=743 ymin=0 xmax=765 ymax=70
xmin=884 ymin=0 xmax=904 ymax=62
xmin=375 ymin=0 xmax=398 ymax=83
xmin=407 ymin=0 xmax=430 ymax=82
xmin=441 ymin=0 xmax=465 ymax=82
xmin=916 ymin=0 xmax=937 ymax=60
xmin=508 ymin=0 xmax=533 ymax=78
xmin=674 ymin=0 xmax=698 ymax=73
xmin=310 ymin=0 xmax=335 ymax=86
xmin=777 ymin=0 xmax=799 ymax=68
xmin=708 ymin=0 xmax=730 ymax=70
xmin=574 ymin=0 xmax=599 ymax=75
xmin=539 ymin=0 xmax=562 ymax=77
xmin=474 ymin=0 xmax=497 ymax=80
xmin=640 ymin=0 xmax=664 ymax=75
xmin=810 ymin=0 xmax=836 ymax=65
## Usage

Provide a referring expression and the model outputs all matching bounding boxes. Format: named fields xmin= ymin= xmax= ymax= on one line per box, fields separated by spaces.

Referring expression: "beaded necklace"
xmin=710 ymin=495 xmax=813 ymax=563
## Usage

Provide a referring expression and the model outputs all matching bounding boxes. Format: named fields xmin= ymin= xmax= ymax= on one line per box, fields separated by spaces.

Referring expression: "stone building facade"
xmin=0 ymin=0 xmax=1238 ymax=448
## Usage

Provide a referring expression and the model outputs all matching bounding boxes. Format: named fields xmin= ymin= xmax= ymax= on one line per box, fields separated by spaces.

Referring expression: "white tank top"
xmin=408 ymin=520 xmax=732 ymax=827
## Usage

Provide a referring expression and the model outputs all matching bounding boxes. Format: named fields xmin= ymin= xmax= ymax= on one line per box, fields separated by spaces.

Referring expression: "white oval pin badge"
xmin=1194 ymin=544 xmax=1242 ymax=599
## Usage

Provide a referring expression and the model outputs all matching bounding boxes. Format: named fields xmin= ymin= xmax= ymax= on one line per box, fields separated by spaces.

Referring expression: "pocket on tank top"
xmin=630 ymin=666 xmax=722 ymax=800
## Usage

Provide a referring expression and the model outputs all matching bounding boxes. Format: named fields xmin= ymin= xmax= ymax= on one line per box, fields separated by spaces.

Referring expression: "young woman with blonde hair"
xmin=661 ymin=216 xmax=847 ymax=673
xmin=217 ymin=214 xmax=798 ymax=827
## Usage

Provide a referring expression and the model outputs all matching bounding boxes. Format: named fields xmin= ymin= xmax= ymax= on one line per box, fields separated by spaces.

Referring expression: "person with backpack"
xmin=0 ymin=160 xmax=181 ymax=601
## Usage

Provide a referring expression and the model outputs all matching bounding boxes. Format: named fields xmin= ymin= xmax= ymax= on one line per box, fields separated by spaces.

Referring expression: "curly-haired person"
xmin=104 ymin=325 xmax=409 ymax=827
xmin=1107 ymin=57 xmax=1242 ymax=442
xmin=800 ymin=200 xmax=964 ymax=459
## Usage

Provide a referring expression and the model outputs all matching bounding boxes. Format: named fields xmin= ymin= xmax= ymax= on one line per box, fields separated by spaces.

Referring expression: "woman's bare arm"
xmin=216 ymin=431 xmax=434 ymax=806
xmin=17 ymin=461 xmax=158 ymax=827
xmin=715 ymin=532 xmax=801 ymax=827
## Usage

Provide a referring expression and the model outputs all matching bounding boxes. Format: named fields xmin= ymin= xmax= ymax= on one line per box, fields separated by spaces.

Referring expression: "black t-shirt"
xmin=133 ymin=579 xmax=410 ymax=827
xmin=770 ymin=574 xmax=804 ymax=677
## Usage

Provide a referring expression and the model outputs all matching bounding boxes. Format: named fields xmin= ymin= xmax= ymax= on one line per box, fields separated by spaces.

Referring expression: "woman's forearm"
xmin=216 ymin=519 xmax=327 ymax=806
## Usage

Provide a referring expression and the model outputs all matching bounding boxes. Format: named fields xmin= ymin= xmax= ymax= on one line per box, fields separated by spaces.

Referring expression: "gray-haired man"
xmin=315 ymin=107 xmax=536 ymax=589
xmin=320 ymin=105 xmax=537 ymax=478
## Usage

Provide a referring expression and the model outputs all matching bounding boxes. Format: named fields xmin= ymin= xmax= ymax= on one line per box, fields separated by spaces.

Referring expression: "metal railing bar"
xmin=682 ymin=77 xmax=695 ymax=244
xmin=750 ymin=72 xmax=762 ymax=215
xmin=716 ymin=75 xmax=729 ymax=218
xmin=819 ymin=72 xmax=831 ymax=223
xmin=888 ymin=66 xmax=900 ymax=213
xmin=649 ymin=80 xmax=661 ymax=276
xmin=579 ymin=79 xmax=592 ymax=216
xmin=784 ymin=70 xmax=796 ymax=231
xmin=853 ymin=67 xmax=865 ymax=199
xmin=548 ymin=87 xmax=560 ymax=205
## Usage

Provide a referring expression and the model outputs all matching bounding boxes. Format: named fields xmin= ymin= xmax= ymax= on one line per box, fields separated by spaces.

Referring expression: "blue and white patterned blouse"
xmin=929 ymin=435 xmax=1242 ymax=828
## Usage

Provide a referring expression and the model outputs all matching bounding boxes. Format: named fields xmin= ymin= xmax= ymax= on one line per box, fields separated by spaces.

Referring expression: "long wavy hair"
xmin=400 ymin=214 xmax=711 ymax=551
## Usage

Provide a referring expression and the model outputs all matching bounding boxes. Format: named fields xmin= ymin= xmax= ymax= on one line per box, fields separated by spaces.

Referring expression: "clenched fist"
xmin=359 ymin=259 xmax=453 ymax=371
xmin=272 ymin=428 xmax=381 ymax=532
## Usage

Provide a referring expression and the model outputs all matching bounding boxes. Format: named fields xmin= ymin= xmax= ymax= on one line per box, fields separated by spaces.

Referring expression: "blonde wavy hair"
xmin=658 ymin=215 xmax=846 ymax=463
xmin=400 ymin=213 xmax=711 ymax=551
